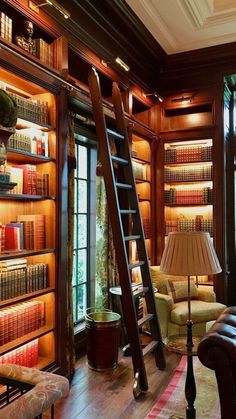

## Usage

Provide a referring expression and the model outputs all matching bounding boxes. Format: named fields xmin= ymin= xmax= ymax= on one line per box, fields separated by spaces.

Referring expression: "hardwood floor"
xmin=53 ymin=347 xmax=181 ymax=419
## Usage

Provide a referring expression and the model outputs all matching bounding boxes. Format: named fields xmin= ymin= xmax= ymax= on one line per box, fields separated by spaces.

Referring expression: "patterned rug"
xmin=146 ymin=356 xmax=221 ymax=418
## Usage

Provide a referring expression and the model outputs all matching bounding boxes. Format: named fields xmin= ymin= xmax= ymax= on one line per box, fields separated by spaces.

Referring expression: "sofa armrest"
xmin=197 ymin=286 xmax=216 ymax=302
xmin=154 ymin=292 xmax=173 ymax=340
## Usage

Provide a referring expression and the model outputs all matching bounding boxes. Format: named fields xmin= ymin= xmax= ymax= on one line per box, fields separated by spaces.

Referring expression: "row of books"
xmin=165 ymin=146 xmax=212 ymax=163
xmin=32 ymin=38 xmax=54 ymax=68
xmin=164 ymin=187 xmax=212 ymax=204
xmin=6 ymin=164 xmax=50 ymax=195
xmin=9 ymin=131 xmax=49 ymax=157
xmin=0 ymin=11 xmax=12 ymax=42
xmin=133 ymin=161 xmax=147 ymax=180
xmin=164 ymin=165 xmax=212 ymax=182
xmin=7 ymin=90 xmax=49 ymax=126
xmin=0 ymin=215 xmax=45 ymax=253
xmin=0 ymin=300 xmax=45 ymax=345
xmin=165 ymin=217 xmax=213 ymax=236
xmin=0 ymin=259 xmax=48 ymax=301
xmin=0 ymin=339 xmax=39 ymax=367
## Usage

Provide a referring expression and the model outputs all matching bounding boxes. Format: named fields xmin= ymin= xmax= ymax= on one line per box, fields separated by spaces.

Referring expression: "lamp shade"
xmin=160 ymin=231 xmax=222 ymax=276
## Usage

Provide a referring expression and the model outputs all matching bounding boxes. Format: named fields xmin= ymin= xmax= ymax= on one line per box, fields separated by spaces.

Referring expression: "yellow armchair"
xmin=150 ymin=266 xmax=226 ymax=341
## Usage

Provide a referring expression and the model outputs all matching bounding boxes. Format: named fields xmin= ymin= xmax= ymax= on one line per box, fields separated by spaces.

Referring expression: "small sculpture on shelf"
xmin=14 ymin=20 xmax=34 ymax=54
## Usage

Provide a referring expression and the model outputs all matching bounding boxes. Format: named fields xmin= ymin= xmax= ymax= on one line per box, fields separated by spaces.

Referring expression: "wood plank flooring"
xmin=53 ymin=347 xmax=181 ymax=419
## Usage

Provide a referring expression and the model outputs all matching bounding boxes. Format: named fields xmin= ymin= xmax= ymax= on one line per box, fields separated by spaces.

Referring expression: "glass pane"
xmin=73 ymin=287 xmax=77 ymax=323
xmin=78 ymin=145 xmax=87 ymax=179
xmin=75 ymin=143 xmax=79 ymax=179
xmin=74 ymin=181 xmax=78 ymax=214
xmin=78 ymin=214 xmax=87 ymax=248
xmin=72 ymin=251 xmax=77 ymax=286
xmin=78 ymin=179 xmax=87 ymax=213
xmin=77 ymin=283 xmax=87 ymax=320
xmin=78 ymin=248 xmax=87 ymax=284
xmin=74 ymin=215 xmax=78 ymax=249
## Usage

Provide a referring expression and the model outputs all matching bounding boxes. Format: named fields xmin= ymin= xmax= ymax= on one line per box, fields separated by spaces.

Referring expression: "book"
xmin=16 ymin=214 xmax=45 ymax=250
xmin=5 ymin=225 xmax=21 ymax=251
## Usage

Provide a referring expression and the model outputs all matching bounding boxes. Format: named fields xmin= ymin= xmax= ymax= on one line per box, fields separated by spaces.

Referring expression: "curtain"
xmin=66 ymin=115 xmax=76 ymax=378
xmin=95 ymin=157 xmax=119 ymax=310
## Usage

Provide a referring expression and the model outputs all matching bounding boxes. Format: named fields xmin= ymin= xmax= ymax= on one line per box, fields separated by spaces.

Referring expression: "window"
xmin=73 ymin=135 xmax=97 ymax=324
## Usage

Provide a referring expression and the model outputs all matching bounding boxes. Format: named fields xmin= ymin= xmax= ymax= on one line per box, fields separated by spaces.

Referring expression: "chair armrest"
xmin=197 ymin=286 xmax=216 ymax=302
xmin=154 ymin=292 xmax=173 ymax=340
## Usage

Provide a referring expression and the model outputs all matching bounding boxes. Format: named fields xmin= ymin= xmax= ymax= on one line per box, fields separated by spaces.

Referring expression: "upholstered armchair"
xmin=0 ymin=364 xmax=69 ymax=419
xmin=150 ymin=266 xmax=226 ymax=341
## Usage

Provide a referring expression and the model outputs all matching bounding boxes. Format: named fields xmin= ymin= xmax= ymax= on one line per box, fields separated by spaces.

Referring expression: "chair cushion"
xmin=171 ymin=300 xmax=227 ymax=325
xmin=150 ymin=266 xmax=185 ymax=295
xmin=167 ymin=279 xmax=198 ymax=303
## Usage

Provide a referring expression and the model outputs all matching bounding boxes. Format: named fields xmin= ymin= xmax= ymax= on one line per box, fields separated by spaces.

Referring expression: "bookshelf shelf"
xmin=0 ymin=287 xmax=55 ymax=309
xmin=165 ymin=160 xmax=212 ymax=166
xmin=0 ymin=194 xmax=56 ymax=200
xmin=7 ymin=149 xmax=54 ymax=163
xmin=165 ymin=203 xmax=212 ymax=207
xmin=0 ymin=326 xmax=54 ymax=356
xmin=135 ymin=178 xmax=150 ymax=184
xmin=16 ymin=117 xmax=55 ymax=132
xmin=0 ymin=249 xmax=55 ymax=260
xmin=165 ymin=179 xmax=212 ymax=184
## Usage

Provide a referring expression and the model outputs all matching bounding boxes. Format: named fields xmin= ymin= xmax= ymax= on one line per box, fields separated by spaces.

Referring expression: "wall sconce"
xmin=29 ymin=0 xmax=70 ymax=19
xmin=143 ymin=92 xmax=164 ymax=102
xmin=115 ymin=57 xmax=130 ymax=72
xmin=171 ymin=95 xmax=195 ymax=103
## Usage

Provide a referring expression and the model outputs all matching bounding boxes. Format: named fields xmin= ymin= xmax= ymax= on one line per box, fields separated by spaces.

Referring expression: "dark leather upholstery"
xmin=197 ymin=306 xmax=236 ymax=419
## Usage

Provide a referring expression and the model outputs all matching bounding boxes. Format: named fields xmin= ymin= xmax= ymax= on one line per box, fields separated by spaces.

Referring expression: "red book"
xmin=5 ymin=226 xmax=20 ymax=251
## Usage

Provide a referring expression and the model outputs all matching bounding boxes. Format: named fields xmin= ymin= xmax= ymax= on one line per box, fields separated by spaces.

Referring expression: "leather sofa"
xmin=197 ymin=306 xmax=236 ymax=419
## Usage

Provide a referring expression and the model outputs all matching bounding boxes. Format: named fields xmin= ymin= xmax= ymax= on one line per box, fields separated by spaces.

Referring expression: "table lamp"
xmin=160 ymin=231 xmax=222 ymax=419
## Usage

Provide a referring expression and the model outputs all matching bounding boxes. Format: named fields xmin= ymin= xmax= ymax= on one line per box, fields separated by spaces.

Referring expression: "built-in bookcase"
xmin=131 ymin=133 xmax=152 ymax=280
xmin=0 ymin=67 xmax=57 ymax=370
xmin=163 ymin=138 xmax=213 ymax=285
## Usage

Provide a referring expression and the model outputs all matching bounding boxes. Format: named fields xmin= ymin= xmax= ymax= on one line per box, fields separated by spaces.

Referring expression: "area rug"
xmin=146 ymin=356 xmax=221 ymax=418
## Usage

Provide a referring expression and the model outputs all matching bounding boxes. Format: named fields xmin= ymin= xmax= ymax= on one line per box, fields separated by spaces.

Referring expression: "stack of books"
xmin=7 ymin=164 xmax=49 ymax=196
xmin=7 ymin=91 xmax=49 ymax=125
xmin=16 ymin=214 xmax=45 ymax=250
xmin=32 ymin=38 xmax=54 ymax=67
xmin=165 ymin=145 xmax=212 ymax=163
xmin=165 ymin=217 xmax=213 ymax=236
xmin=8 ymin=131 xmax=49 ymax=156
xmin=0 ymin=259 xmax=48 ymax=300
xmin=164 ymin=187 xmax=212 ymax=204
xmin=0 ymin=11 xmax=12 ymax=42
xmin=0 ymin=300 xmax=45 ymax=345
xmin=165 ymin=165 xmax=212 ymax=181
xmin=133 ymin=161 xmax=147 ymax=180
xmin=0 ymin=339 xmax=39 ymax=367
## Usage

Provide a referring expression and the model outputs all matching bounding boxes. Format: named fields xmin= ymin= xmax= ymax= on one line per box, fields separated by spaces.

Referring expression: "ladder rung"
xmin=138 ymin=313 xmax=154 ymax=328
xmin=120 ymin=209 xmax=136 ymax=215
xmin=143 ymin=340 xmax=159 ymax=357
xmin=111 ymin=156 xmax=128 ymax=165
xmin=124 ymin=235 xmax=140 ymax=241
xmin=116 ymin=182 xmax=132 ymax=189
xmin=107 ymin=128 xmax=124 ymax=140
xmin=129 ymin=261 xmax=145 ymax=269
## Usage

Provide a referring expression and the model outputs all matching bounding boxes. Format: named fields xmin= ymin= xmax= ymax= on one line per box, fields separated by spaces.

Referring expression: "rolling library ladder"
xmin=88 ymin=67 xmax=166 ymax=398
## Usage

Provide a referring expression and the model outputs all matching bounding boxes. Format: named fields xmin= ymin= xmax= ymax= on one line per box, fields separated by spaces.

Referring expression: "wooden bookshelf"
xmin=0 ymin=63 xmax=59 ymax=372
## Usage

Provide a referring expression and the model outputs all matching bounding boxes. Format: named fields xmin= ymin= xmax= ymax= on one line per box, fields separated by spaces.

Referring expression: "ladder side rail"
xmin=88 ymin=67 xmax=149 ymax=389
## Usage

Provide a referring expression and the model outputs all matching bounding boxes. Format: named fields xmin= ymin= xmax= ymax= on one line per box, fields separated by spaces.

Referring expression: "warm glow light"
xmin=115 ymin=57 xmax=130 ymax=72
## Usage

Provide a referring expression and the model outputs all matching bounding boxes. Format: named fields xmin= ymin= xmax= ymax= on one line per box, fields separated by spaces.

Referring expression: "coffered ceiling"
xmin=125 ymin=0 xmax=236 ymax=54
